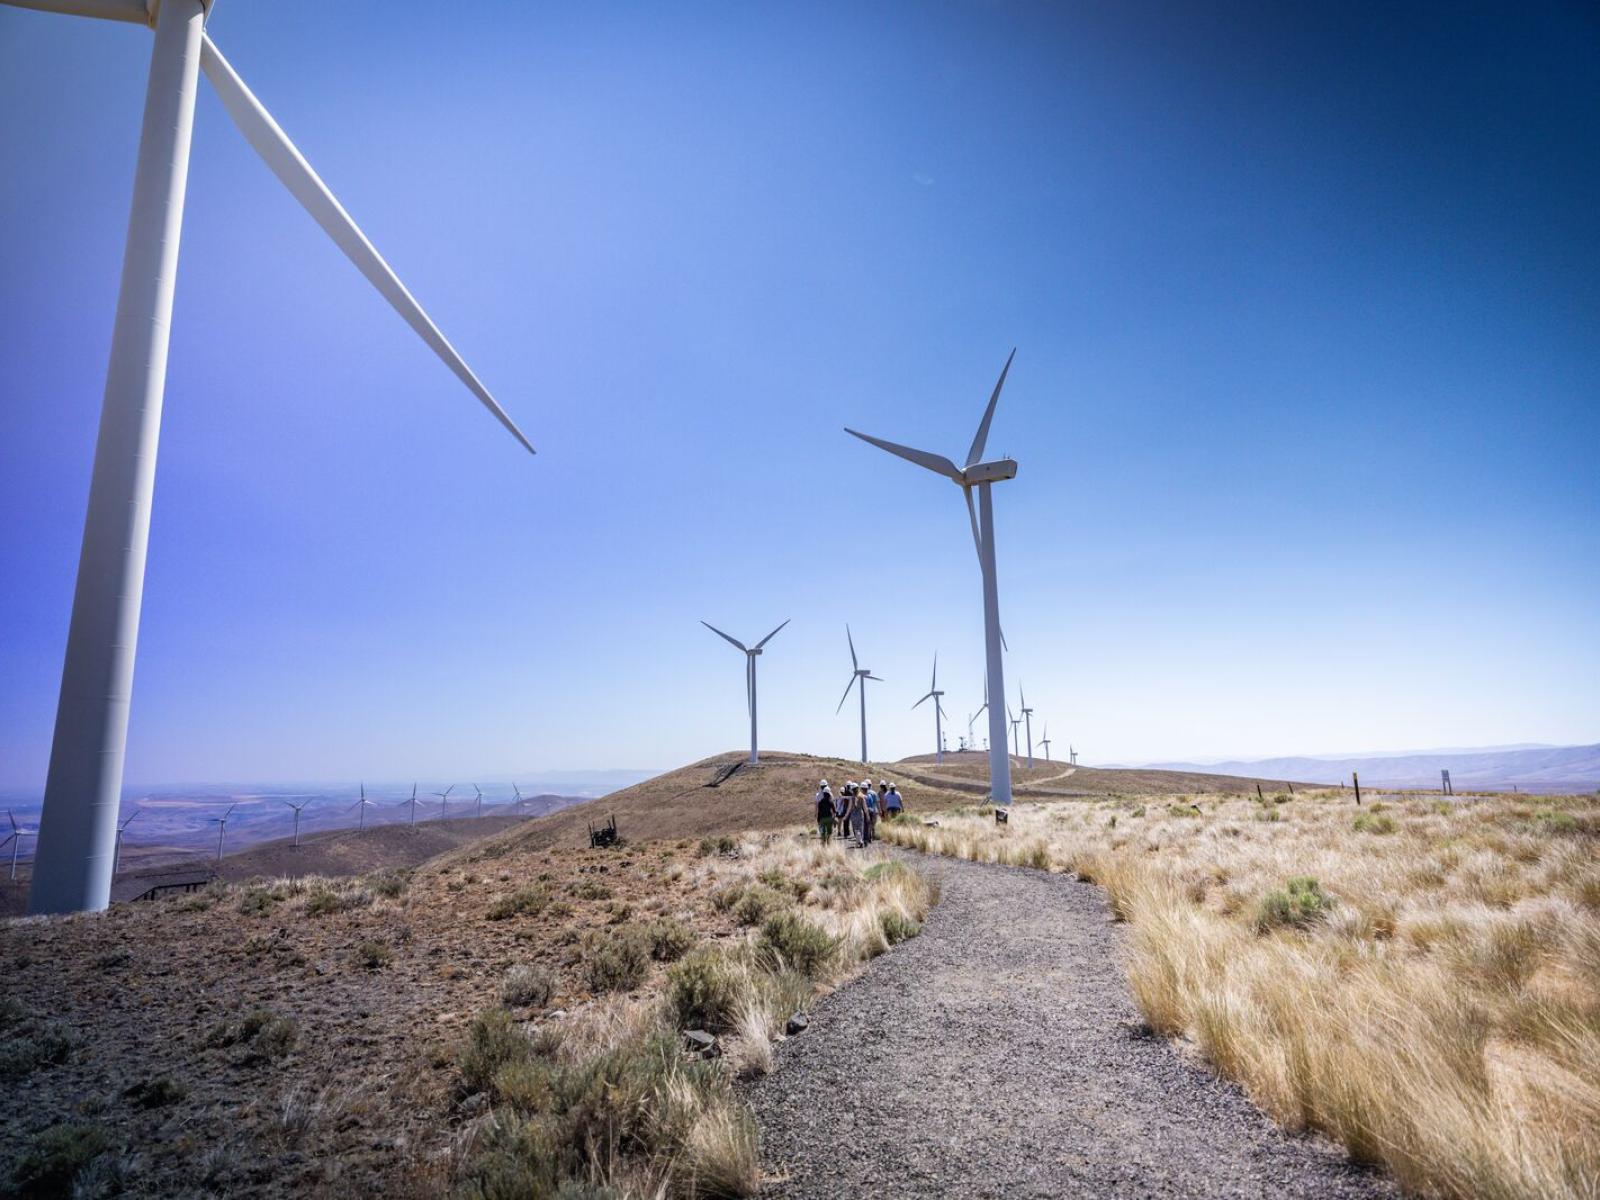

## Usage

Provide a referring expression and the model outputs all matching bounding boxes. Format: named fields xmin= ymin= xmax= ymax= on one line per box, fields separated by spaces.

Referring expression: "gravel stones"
xmin=744 ymin=851 xmax=1397 ymax=1200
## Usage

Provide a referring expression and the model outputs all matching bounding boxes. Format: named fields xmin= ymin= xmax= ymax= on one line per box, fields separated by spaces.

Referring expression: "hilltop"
xmin=893 ymin=749 xmax=1314 ymax=796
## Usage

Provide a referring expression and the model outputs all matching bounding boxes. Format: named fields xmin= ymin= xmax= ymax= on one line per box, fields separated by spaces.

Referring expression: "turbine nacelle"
xmin=961 ymin=459 xmax=1018 ymax=485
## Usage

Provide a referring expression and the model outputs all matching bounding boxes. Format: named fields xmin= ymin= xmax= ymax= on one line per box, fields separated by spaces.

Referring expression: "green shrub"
xmin=862 ymin=861 xmax=911 ymax=884
xmin=205 ymin=1009 xmax=298 ymax=1062
xmin=644 ymin=917 xmax=695 ymax=962
xmin=665 ymin=947 xmax=743 ymax=1032
xmin=1535 ymin=809 xmax=1578 ymax=835
xmin=369 ymin=870 xmax=409 ymax=898
xmin=460 ymin=1009 xmax=533 ymax=1095
xmin=758 ymin=911 xmax=837 ymax=977
xmin=575 ymin=880 xmax=613 ymax=902
xmin=1254 ymin=876 xmax=1334 ymax=933
xmin=501 ymin=963 xmax=557 ymax=1008
xmin=581 ymin=927 xmax=651 ymax=993
xmin=1353 ymin=813 xmax=1397 ymax=835
xmin=8 ymin=1123 xmax=114 ymax=1199
xmin=0 ymin=1027 xmax=74 ymax=1080
xmin=757 ymin=867 xmax=810 ymax=902
xmin=237 ymin=887 xmax=278 ymax=916
xmin=879 ymin=910 xmax=921 ymax=945
xmin=731 ymin=883 xmax=788 ymax=927
xmin=488 ymin=885 xmax=551 ymax=921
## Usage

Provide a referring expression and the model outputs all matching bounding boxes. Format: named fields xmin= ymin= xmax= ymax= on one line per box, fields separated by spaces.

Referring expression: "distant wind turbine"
xmin=14 ymin=0 xmax=537 ymax=918
xmin=284 ymin=798 xmax=310 ymax=849
xmin=511 ymin=783 xmax=525 ymax=814
xmin=3 ymin=810 xmax=36 ymax=883
xmin=473 ymin=784 xmax=485 ymax=818
xmin=407 ymin=783 xmax=420 ymax=830
xmin=835 ymin=626 xmax=883 ymax=763
xmin=1020 ymin=684 xmax=1035 ymax=769
xmin=210 ymin=803 xmax=238 ymax=866
xmin=1038 ymin=725 xmax=1052 ymax=762
xmin=912 ymin=654 xmax=949 ymax=765
xmin=702 ymin=619 xmax=790 ymax=765
xmin=846 ymin=350 xmax=1022 ymax=803
xmin=434 ymin=785 xmax=455 ymax=821
xmin=1009 ymin=707 xmax=1023 ymax=761
xmin=1070 ymin=744 xmax=1078 ymax=766
xmin=352 ymin=784 xmax=375 ymax=833
xmin=112 ymin=808 xmax=142 ymax=878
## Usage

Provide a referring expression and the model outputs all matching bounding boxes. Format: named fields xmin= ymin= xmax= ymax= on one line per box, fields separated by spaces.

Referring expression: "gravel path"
xmin=744 ymin=851 xmax=1396 ymax=1199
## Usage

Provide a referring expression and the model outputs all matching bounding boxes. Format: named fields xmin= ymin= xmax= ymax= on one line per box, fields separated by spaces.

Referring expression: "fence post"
xmin=1353 ymin=771 xmax=1361 ymax=806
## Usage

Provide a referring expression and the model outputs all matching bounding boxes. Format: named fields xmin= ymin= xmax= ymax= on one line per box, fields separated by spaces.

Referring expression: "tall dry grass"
xmin=455 ymin=833 xmax=936 ymax=1199
xmin=880 ymin=794 xmax=1600 ymax=1198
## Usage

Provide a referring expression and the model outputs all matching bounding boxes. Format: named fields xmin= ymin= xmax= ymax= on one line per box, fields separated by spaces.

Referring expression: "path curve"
xmin=745 ymin=852 xmax=1394 ymax=1199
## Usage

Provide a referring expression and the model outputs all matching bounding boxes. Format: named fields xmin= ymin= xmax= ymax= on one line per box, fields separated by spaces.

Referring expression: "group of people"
xmin=814 ymin=777 xmax=903 ymax=846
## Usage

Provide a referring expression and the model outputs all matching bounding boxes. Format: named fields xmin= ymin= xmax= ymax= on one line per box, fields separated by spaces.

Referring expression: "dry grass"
xmin=881 ymin=793 xmax=1600 ymax=1198
xmin=454 ymin=832 xmax=936 ymax=1198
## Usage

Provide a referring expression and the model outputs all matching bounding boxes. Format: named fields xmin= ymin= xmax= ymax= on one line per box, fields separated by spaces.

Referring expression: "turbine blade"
xmin=1 ymin=0 xmax=148 ymax=21
xmin=963 ymin=486 xmax=985 ymax=569
xmin=931 ymin=652 xmax=938 ymax=692
xmin=835 ymin=674 xmax=858 ymax=714
xmin=701 ymin=621 xmax=747 ymax=652
xmin=845 ymin=428 xmax=963 ymax=482
xmin=754 ymin=618 xmax=790 ymax=650
xmin=846 ymin=624 xmax=858 ymax=670
xmin=199 ymin=36 xmax=535 ymax=455
xmin=912 ymin=691 xmax=933 ymax=710
xmin=865 ymin=674 xmax=884 ymax=682
xmin=966 ymin=348 xmax=1015 ymax=467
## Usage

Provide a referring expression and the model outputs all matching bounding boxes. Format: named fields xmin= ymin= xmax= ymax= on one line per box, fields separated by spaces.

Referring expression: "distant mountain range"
xmin=1137 ymin=744 xmax=1600 ymax=793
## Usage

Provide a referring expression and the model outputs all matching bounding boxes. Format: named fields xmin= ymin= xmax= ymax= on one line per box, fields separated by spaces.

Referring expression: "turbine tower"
xmin=473 ymin=784 xmax=484 ymax=818
xmin=12 ymin=0 xmax=537 ymax=917
xmin=1070 ymin=744 xmax=1078 ymax=766
xmin=912 ymin=654 xmax=949 ymax=765
xmin=111 ymin=808 xmax=143 ymax=878
xmin=433 ymin=785 xmax=455 ymax=821
xmin=701 ymin=619 xmax=790 ymax=765
xmin=846 ymin=350 xmax=1021 ymax=803
xmin=210 ymin=803 xmax=237 ymax=866
xmin=1020 ymin=684 xmax=1035 ymax=769
xmin=407 ymin=783 xmax=420 ymax=830
xmin=1038 ymin=725 xmax=1053 ymax=762
xmin=352 ymin=784 xmax=375 ymax=833
xmin=1008 ymin=707 xmax=1022 ymax=760
xmin=835 ymin=626 xmax=882 ymax=763
xmin=284 ymin=798 xmax=309 ymax=849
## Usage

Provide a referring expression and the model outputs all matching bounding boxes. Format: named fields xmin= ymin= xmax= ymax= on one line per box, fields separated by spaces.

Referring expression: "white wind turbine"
xmin=113 ymin=808 xmax=143 ymax=877
xmin=352 ymin=784 xmax=375 ymax=833
xmin=283 ymin=798 xmax=309 ymax=849
xmin=3 ymin=810 xmax=37 ymax=883
xmin=701 ymin=619 xmax=790 ymax=765
xmin=433 ymin=785 xmax=456 ymax=821
xmin=209 ymin=803 xmax=237 ymax=866
xmin=11 ymin=0 xmax=536 ymax=917
xmin=511 ymin=783 xmax=526 ymax=814
xmin=912 ymin=654 xmax=949 ymax=765
xmin=1038 ymin=724 xmax=1053 ymax=762
xmin=406 ymin=783 xmax=421 ymax=831
xmin=835 ymin=626 xmax=883 ymax=764
xmin=1020 ymin=684 xmax=1035 ymax=769
xmin=473 ymin=785 xmax=485 ymax=818
xmin=1008 ymin=706 xmax=1023 ymax=761
xmin=846 ymin=350 xmax=1021 ymax=804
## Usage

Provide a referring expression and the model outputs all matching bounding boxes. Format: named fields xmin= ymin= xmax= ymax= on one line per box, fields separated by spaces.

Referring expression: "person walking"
xmin=863 ymin=782 xmax=879 ymax=845
xmin=814 ymin=781 xmax=835 ymax=844
xmin=847 ymin=783 xmax=866 ymax=846
xmin=884 ymin=781 xmax=904 ymax=819
xmin=833 ymin=783 xmax=849 ymax=841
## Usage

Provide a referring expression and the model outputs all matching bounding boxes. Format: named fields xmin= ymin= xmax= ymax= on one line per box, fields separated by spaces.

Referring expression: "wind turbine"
xmin=511 ymin=783 xmax=525 ymax=814
xmin=3 ymin=811 xmax=36 ymax=883
xmin=433 ymin=785 xmax=455 ymax=821
xmin=846 ymin=350 xmax=1021 ymax=803
xmin=407 ymin=783 xmax=420 ymax=830
xmin=1038 ymin=725 xmax=1053 ymax=762
xmin=912 ymin=654 xmax=949 ymax=765
xmin=209 ymin=803 xmax=237 ymax=867
xmin=1020 ymin=684 xmax=1035 ymax=769
xmin=1008 ymin=707 xmax=1023 ymax=761
xmin=701 ymin=619 xmax=789 ymax=765
xmin=834 ymin=626 xmax=883 ymax=763
xmin=12 ymin=1 xmax=536 ymax=918
xmin=473 ymin=785 xmax=485 ymax=818
xmin=1070 ymin=745 xmax=1078 ymax=766
xmin=112 ymin=807 xmax=142 ymax=877
xmin=284 ymin=798 xmax=309 ymax=849
xmin=352 ymin=784 xmax=375 ymax=833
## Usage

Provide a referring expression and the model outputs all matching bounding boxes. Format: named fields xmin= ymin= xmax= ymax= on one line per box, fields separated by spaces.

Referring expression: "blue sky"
xmin=1 ymin=1 xmax=1596 ymax=787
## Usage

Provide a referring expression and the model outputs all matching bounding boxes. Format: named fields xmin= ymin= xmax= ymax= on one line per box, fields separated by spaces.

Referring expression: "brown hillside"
xmin=894 ymin=749 xmax=1319 ymax=797
xmin=446 ymin=751 xmax=975 ymax=863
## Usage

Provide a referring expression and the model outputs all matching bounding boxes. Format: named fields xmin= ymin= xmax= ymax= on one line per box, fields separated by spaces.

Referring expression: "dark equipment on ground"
xmin=995 ymin=807 xmax=1009 ymax=825
xmin=589 ymin=814 xmax=619 ymax=848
